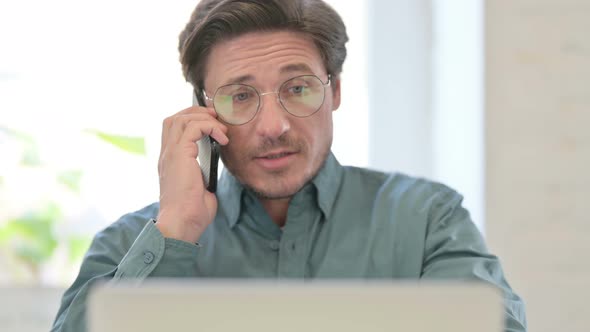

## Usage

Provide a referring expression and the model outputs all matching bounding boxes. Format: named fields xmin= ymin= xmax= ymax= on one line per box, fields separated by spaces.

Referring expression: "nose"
xmin=254 ymin=92 xmax=290 ymax=138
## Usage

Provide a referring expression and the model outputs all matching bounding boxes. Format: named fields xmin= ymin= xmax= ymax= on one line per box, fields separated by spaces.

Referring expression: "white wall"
xmin=432 ymin=1 xmax=484 ymax=230
xmin=368 ymin=0 xmax=485 ymax=231
xmin=326 ymin=0 xmax=370 ymax=167
xmin=486 ymin=1 xmax=590 ymax=330
xmin=368 ymin=0 xmax=433 ymax=177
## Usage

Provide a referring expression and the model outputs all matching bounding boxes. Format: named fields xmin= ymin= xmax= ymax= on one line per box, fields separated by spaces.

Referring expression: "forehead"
xmin=204 ymin=31 xmax=326 ymax=89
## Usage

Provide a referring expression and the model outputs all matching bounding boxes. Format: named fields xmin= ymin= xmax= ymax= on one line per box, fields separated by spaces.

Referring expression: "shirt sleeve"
xmin=421 ymin=188 xmax=528 ymax=332
xmin=114 ymin=220 xmax=201 ymax=279
xmin=51 ymin=215 xmax=201 ymax=332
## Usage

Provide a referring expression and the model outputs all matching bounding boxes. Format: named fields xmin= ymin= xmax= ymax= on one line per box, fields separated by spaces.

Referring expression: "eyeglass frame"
xmin=200 ymin=74 xmax=332 ymax=126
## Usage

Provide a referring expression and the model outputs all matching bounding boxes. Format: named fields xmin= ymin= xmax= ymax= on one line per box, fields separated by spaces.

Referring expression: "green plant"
xmin=0 ymin=203 xmax=61 ymax=279
xmin=0 ymin=126 xmax=146 ymax=284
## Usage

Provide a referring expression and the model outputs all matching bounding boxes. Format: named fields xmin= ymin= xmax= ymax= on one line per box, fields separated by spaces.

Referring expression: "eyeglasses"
xmin=203 ymin=74 xmax=331 ymax=125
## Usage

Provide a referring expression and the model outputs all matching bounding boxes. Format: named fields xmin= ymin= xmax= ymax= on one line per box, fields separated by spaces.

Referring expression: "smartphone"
xmin=194 ymin=91 xmax=220 ymax=193
xmin=197 ymin=135 xmax=220 ymax=193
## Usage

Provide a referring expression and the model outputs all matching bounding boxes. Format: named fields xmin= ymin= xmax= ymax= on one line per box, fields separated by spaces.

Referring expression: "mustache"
xmin=249 ymin=135 xmax=304 ymax=157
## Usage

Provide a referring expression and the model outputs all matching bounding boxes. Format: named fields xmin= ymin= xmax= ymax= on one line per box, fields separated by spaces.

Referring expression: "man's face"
xmin=204 ymin=31 xmax=341 ymax=199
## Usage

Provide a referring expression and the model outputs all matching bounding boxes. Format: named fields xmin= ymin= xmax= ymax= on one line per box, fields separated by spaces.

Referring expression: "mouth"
xmin=254 ymin=150 xmax=297 ymax=170
xmin=258 ymin=151 xmax=295 ymax=159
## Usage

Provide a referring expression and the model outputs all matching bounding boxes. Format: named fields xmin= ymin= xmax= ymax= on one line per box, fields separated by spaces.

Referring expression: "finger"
xmin=180 ymin=120 xmax=230 ymax=147
xmin=177 ymin=112 xmax=227 ymax=134
xmin=161 ymin=107 xmax=199 ymax=159
xmin=177 ymin=105 xmax=216 ymax=116
xmin=160 ymin=107 xmax=223 ymax=164
xmin=175 ymin=105 xmax=217 ymax=118
xmin=168 ymin=113 xmax=227 ymax=144
xmin=161 ymin=106 xmax=217 ymax=152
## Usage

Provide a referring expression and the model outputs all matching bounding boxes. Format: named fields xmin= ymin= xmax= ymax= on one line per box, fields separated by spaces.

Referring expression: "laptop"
xmin=88 ymin=280 xmax=503 ymax=332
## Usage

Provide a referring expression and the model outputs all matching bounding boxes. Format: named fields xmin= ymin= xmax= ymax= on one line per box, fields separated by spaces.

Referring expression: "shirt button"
xmin=269 ymin=241 xmax=280 ymax=251
xmin=143 ymin=251 xmax=155 ymax=264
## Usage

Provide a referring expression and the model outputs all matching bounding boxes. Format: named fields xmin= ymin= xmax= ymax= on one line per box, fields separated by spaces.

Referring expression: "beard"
xmin=220 ymin=133 xmax=330 ymax=200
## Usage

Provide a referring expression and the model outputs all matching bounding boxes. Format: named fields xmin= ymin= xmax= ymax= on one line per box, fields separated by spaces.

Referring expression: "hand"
xmin=155 ymin=106 xmax=229 ymax=244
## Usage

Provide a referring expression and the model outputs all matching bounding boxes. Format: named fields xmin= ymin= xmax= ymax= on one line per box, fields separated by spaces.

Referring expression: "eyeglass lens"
xmin=212 ymin=75 xmax=326 ymax=125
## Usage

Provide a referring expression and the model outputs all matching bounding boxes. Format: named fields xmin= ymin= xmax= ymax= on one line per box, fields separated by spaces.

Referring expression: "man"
xmin=52 ymin=0 xmax=527 ymax=331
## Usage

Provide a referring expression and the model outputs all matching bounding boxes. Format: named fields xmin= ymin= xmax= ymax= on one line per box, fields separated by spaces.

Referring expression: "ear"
xmin=331 ymin=76 xmax=341 ymax=111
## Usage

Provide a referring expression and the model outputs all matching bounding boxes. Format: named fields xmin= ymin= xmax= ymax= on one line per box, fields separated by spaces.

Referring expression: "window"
xmin=0 ymin=0 xmax=369 ymax=285
xmin=0 ymin=0 xmax=484 ymax=285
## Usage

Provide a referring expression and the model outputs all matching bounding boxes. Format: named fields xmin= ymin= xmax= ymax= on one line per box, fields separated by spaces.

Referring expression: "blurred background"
xmin=0 ymin=0 xmax=588 ymax=331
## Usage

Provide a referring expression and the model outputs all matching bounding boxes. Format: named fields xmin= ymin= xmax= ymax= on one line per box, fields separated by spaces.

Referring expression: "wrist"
xmin=154 ymin=213 xmax=206 ymax=244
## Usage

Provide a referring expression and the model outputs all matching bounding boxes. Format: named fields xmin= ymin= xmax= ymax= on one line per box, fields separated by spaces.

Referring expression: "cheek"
xmin=314 ymin=110 xmax=333 ymax=140
xmin=226 ymin=127 xmax=249 ymax=147
xmin=318 ymin=114 xmax=334 ymax=151
xmin=222 ymin=129 xmax=246 ymax=158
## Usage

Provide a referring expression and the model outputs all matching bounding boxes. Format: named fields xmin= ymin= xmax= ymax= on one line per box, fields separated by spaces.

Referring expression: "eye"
xmin=233 ymin=92 xmax=252 ymax=102
xmin=289 ymin=86 xmax=306 ymax=94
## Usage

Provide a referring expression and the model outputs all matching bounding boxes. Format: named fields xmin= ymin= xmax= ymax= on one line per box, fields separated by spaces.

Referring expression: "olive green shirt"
xmin=52 ymin=152 xmax=526 ymax=331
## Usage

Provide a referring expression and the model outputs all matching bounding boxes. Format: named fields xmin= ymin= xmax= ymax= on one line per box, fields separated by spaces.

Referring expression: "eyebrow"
xmin=280 ymin=63 xmax=314 ymax=75
xmin=224 ymin=63 xmax=315 ymax=85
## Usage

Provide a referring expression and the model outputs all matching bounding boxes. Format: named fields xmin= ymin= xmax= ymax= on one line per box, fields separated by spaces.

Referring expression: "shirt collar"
xmin=218 ymin=151 xmax=344 ymax=229
xmin=310 ymin=151 xmax=344 ymax=220
xmin=216 ymin=168 xmax=244 ymax=229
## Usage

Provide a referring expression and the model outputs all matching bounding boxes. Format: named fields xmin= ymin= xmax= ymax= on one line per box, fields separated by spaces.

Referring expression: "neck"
xmin=260 ymin=197 xmax=291 ymax=228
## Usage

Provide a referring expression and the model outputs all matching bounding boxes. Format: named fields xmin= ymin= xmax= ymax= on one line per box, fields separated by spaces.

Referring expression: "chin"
xmin=223 ymin=145 xmax=331 ymax=200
